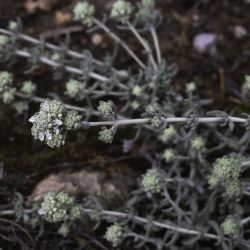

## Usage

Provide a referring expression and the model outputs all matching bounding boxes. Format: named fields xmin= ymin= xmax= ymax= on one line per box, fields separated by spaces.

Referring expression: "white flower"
xmin=29 ymin=115 xmax=37 ymax=123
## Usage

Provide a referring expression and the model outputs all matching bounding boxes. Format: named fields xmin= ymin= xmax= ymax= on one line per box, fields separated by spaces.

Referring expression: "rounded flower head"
xmin=105 ymin=224 xmax=124 ymax=247
xmin=98 ymin=127 xmax=114 ymax=144
xmin=64 ymin=110 xmax=82 ymax=131
xmin=69 ymin=205 xmax=83 ymax=220
xmin=20 ymin=80 xmax=36 ymax=97
xmin=0 ymin=71 xmax=16 ymax=104
xmin=191 ymin=136 xmax=205 ymax=151
xmin=65 ymin=79 xmax=85 ymax=101
xmin=111 ymin=0 xmax=134 ymax=23
xmin=137 ymin=0 xmax=155 ymax=24
xmin=29 ymin=99 xmax=82 ymax=148
xmin=225 ymin=181 xmax=243 ymax=200
xmin=163 ymin=149 xmax=175 ymax=162
xmin=212 ymin=154 xmax=242 ymax=183
xmin=39 ymin=192 xmax=74 ymax=223
xmin=159 ymin=126 xmax=176 ymax=143
xmin=73 ymin=2 xmax=95 ymax=26
xmin=141 ymin=168 xmax=164 ymax=194
xmin=221 ymin=216 xmax=240 ymax=237
xmin=97 ymin=100 xmax=115 ymax=117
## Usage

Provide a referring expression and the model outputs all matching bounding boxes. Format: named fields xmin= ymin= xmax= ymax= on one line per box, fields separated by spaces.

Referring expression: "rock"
xmin=28 ymin=163 xmax=138 ymax=203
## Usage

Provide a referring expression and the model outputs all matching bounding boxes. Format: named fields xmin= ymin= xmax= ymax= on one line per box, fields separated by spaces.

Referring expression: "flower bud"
xmin=163 ymin=149 xmax=175 ymax=162
xmin=132 ymin=85 xmax=142 ymax=97
xmin=191 ymin=136 xmax=205 ymax=151
xmin=159 ymin=126 xmax=176 ymax=143
xmin=145 ymin=103 xmax=161 ymax=116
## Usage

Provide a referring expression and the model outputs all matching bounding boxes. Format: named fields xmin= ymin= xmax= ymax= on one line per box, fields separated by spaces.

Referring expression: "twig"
xmin=93 ymin=18 xmax=146 ymax=69
xmin=149 ymin=26 xmax=162 ymax=64
xmin=14 ymin=50 xmax=128 ymax=90
xmin=0 ymin=208 xmax=224 ymax=241
xmin=0 ymin=28 xmax=103 ymax=68
xmin=127 ymin=21 xmax=157 ymax=70
xmin=82 ymin=116 xmax=247 ymax=127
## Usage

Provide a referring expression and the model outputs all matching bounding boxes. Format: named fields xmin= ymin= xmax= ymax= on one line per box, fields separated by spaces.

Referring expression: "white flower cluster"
xmin=0 ymin=71 xmax=16 ymax=104
xmin=111 ymin=0 xmax=134 ymax=23
xmin=73 ymin=2 xmax=95 ymax=26
xmin=20 ymin=80 xmax=36 ymax=97
xmin=141 ymin=168 xmax=164 ymax=194
xmin=104 ymin=224 xmax=124 ymax=247
xmin=65 ymin=79 xmax=85 ymax=101
xmin=29 ymin=99 xmax=82 ymax=148
xmin=39 ymin=192 xmax=83 ymax=223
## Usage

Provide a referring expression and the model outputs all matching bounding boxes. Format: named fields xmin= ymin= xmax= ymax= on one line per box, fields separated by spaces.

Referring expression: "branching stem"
xmin=93 ymin=19 xmax=146 ymax=69
xmin=127 ymin=21 xmax=157 ymax=70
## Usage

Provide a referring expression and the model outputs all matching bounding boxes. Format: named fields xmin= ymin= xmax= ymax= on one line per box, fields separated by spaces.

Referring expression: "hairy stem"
xmin=150 ymin=26 xmax=162 ymax=64
xmin=127 ymin=21 xmax=157 ymax=70
xmin=14 ymin=50 xmax=128 ymax=90
xmin=0 ymin=208 xmax=224 ymax=241
xmin=93 ymin=19 xmax=146 ymax=69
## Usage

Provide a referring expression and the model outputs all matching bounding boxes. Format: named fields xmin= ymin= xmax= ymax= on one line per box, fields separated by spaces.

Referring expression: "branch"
xmin=93 ymin=18 xmax=146 ymax=69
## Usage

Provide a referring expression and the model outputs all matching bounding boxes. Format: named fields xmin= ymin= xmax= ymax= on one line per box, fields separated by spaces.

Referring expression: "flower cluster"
xmin=141 ymin=168 xmax=164 ymax=194
xmin=163 ymin=149 xmax=175 ymax=162
xmin=29 ymin=99 xmax=82 ymax=148
xmin=104 ymin=224 xmax=124 ymax=247
xmin=73 ymin=2 xmax=95 ymax=26
xmin=221 ymin=216 xmax=240 ymax=237
xmin=137 ymin=0 xmax=155 ymax=24
xmin=132 ymin=85 xmax=143 ymax=97
xmin=145 ymin=103 xmax=163 ymax=128
xmin=159 ymin=126 xmax=176 ymax=143
xmin=98 ymin=127 xmax=114 ymax=144
xmin=0 ymin=71 xmax=16 ymax=104
xmin=97 ymin=100 xmax=115 ymax=117
xmin=39 ymin=192 xmax=83 ymax=223
xmin=111 ymin=0 xmax=134 ymax=23
xmin=191 ymin=136 xmax=205 ymax=151
xmin=65 ymin=79 xmax=85 ymax=101
xmin=209 ymin=154 xmax=243 ymax=199
xmin=20 ymin=80 xmax=36 ymax=97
